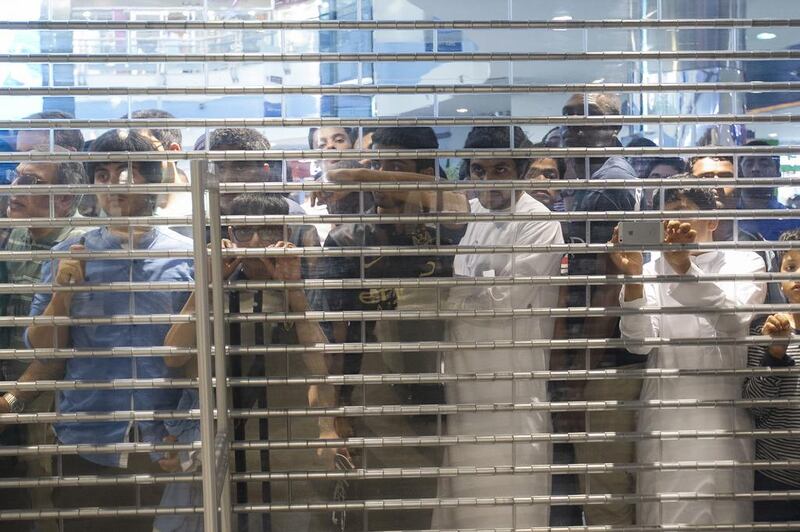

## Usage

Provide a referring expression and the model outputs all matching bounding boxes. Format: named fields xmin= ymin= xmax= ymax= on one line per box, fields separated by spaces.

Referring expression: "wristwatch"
xmin=2 ymin=392 xmax=24 ymax=413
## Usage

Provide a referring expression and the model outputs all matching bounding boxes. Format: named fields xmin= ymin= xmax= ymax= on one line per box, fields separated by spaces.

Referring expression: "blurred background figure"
xmin=738 ymin=139 xmax=797 ymax=241
xmin=525 ymin=142 xmax=566 ymax=211
xmin=644 ymin=157 xmax=686 ymax=210
xmin=561 ymin=93 xmax=642 ymax=527
xmin=626 ymin=135 xmax=659 ymax=179
xmin=123 ymin=109 xmax=191 ymax=223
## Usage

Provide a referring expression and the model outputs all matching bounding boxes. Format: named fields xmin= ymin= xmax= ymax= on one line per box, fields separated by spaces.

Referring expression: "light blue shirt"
xmin=27 ymin=226 xmax=194 ymax=467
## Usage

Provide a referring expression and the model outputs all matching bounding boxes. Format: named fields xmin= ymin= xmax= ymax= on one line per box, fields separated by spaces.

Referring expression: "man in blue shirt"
xmin=1 ymin=129 xmax=194 ymax=532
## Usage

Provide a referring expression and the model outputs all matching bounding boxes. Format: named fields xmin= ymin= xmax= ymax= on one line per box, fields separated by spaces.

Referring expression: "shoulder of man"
xmin=577 ymin=189 xmax=636 ymax=212
xmin=720 ymin=249 xmax=768 ymax=274
xmin=151 ymin=226 xmax=195 ymax=250
xmin=50 ymin=227 xmax=102 ymax=251
xmin=1 ymin=227 xmax=24 ymax=250
xmin=327 ymin=222 xmax=366 ymax=247
xmin=56 ymin=227 xmax=89 ymax=245
xmin=284 ymin=197 xmax=307 ymax=214
xmin=579 ymin=157 xmax=638 ymax=211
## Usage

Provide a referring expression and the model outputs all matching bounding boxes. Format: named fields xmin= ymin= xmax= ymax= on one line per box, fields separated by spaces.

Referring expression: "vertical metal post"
xmin=205 ymin=162 xmax=234 ymax=531
xmin=190 ymin=160 xmax=220 ymax=532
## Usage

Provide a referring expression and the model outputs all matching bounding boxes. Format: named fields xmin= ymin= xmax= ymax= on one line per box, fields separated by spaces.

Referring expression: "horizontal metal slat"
xmin=2 ymin=114 xmax=800 ymax=129
xmin=1 ymin=81 xmax=799 ymax=96
xmin=3 ymin=50 xmax=800 ymax=63
xmin=2 ymin=18 xmax=798 ymax=30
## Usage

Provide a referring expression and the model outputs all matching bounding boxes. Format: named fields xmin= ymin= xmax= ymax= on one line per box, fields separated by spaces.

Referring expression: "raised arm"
xmin=263 ymin=242 xmax=338 ymax=443
xmin=26 ymin=243 xmax=85 ymax=350
xmin=326 ymin=168 xmax=468 ymax=229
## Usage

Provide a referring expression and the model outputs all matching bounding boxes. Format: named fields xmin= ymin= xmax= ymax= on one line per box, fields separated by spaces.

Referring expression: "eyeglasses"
xmin=230 ymin=226 xmax=285 ymax=243
xmin=10 ymin=172 xmax=48 ymax=186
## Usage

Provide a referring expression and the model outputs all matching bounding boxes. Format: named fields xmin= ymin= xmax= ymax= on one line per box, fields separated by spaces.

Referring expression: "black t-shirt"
xmin=314 ymin=218 xmax=465 ymax=356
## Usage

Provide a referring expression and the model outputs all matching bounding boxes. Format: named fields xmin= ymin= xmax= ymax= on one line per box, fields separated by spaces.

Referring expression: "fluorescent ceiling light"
xmin=756 ymin=32 xmax=777 ymax=40
xmin=768 ymin=132 xmax=779 ymax=138
xmin=456 ymin=107 xmax=469 ymax=113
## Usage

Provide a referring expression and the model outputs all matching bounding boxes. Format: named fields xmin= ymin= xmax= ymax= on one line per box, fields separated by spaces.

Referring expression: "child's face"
xmin=780 ymin=249 xmax=800 ymax=303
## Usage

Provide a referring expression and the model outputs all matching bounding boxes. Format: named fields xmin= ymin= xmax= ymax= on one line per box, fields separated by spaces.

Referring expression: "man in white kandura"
xmin=435 ymin=126 xmax=563 ymax=528
xmin=610 ymin=186 xmax=766 ymax=526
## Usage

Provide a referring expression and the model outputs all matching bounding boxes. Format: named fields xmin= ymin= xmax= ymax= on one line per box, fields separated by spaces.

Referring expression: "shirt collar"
xmin=31 ymin=226 xmax=75 ymax=248
xmin=98 ymin=225 xmax=160 ymax=249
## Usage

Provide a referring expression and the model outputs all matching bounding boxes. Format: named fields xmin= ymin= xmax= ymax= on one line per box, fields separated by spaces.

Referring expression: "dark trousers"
xmin=0 ymin=424 xmax=34 ymax=532
xmin=754 ymin=471 xmax=800 ymax=522
xmin=53 ymin=453 xmax=165 ymax=532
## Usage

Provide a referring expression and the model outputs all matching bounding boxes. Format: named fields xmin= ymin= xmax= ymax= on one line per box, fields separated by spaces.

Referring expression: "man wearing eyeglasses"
xmin=0 ymin=153 xmax=88 ymax=532
xmin=163 ymin=192 xmax=338 ymax=532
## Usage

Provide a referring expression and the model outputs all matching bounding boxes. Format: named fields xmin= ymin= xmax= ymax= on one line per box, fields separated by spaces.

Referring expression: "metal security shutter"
xmin=0 ymin=1 xmax=799 ymax=531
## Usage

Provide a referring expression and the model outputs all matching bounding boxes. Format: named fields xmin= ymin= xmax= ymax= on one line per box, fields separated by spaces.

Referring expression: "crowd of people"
xmin=0 ymin=92 xmax=797 ymax=531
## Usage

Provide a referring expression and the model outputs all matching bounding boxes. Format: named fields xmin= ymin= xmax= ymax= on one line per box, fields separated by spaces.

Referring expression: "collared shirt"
xmin=27 ymin=226 xmax=194 ymax=467
xmin=0 ymin=227 xmax=85 ymax=383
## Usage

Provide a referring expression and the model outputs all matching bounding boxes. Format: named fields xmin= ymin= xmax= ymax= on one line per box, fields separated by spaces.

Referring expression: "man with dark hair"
xmin=525 ymin=142 xmax=566 ymax=211
xmin=123 ymin=109 xmax=190 ymax=222
xmin=125 ymin=109 xmax=183 ymax=150
xmin=690 ymin=154 xmax=735 ymax=178
xmin=738 ymin=139 xmax=797 ymax=241
xmin=163 ymin=193 xmax=338 ymax=531
xmin=15 ymin=111 xmax=92 ymax=216
xmin=611 ymin=186 xmax=766 ymax=526
xmin=690 ymin=154 xmax=736 ymax=208
xmin=433 ymin=126 xmax=562 ymax=529
xmin=626 ymin=135 xmax=659 ymax=179
xmin=84 ymin=130 xmax=168 ymax=216
xmin=643 ymin=157 xmax=686 ymax=210
xmin=17 ymin=110 xmax=84 ymax=153
xmin=204 ymin=128 xmax=313 ymax=219
xmin=0 ymin=129 xmax=194 ymax=532
xmin=562 ymin=93 xmax=640 ymax=221
xmin=559 ymin=93 xmax=643 ymax=526
xmin=320 ymin=126 xmax=468 ymax=530
xmin=306 ymin=125 xmax=369 ymax=242
xmin=646 ymin=156 xmax=686 ymax=180
xmin=369 ymin=126 xmax=439 ymax=169
xmin=690 ymin=150 xmax=786 ymax=301
xmin=0 ymin=153 xmax=88 ymax=532
xmin=201 ymin=127 xmax=320 ymax=258
xmin=308 ymin=126 xmax=356 ymax=152
xmin=462 ymin=125 xmax=532 ymax=178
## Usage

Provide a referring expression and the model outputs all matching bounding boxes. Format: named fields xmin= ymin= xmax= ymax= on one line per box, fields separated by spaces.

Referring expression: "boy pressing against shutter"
xmin=744 ymin=228 xmax=800 ymax=523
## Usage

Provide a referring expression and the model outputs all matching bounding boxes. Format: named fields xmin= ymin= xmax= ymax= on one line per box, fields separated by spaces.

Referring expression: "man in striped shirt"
xmin=744 ymin=227 xmax=800 ymax=523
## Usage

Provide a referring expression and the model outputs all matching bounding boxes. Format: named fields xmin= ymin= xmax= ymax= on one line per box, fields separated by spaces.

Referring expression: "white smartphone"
xmin=618 ymin=221 xmax=664 ymax=246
